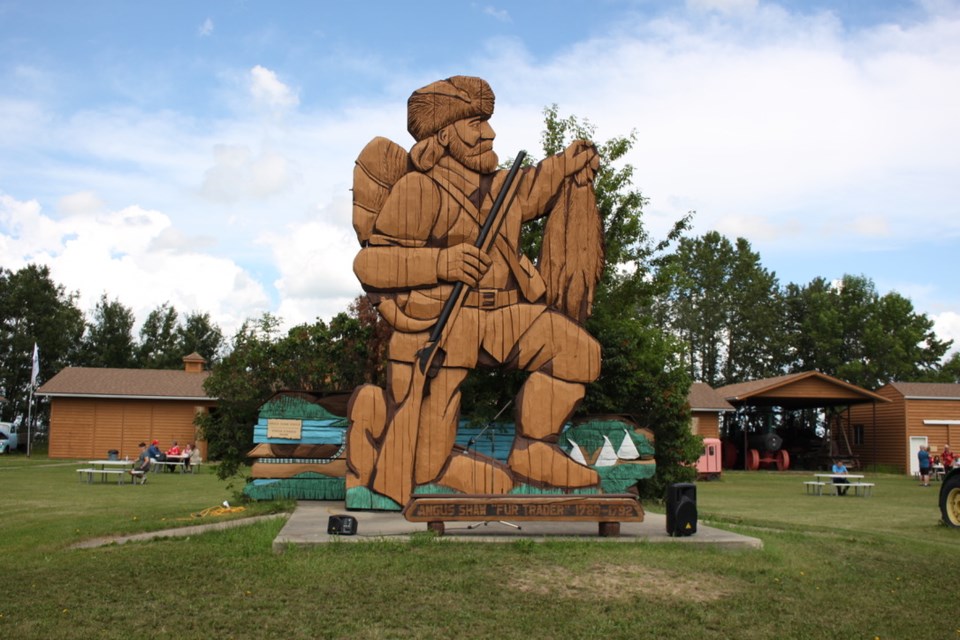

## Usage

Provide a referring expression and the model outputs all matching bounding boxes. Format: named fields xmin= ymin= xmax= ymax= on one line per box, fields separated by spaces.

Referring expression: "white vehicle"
xmin=0 ymin=422 xmax=19 ymax=453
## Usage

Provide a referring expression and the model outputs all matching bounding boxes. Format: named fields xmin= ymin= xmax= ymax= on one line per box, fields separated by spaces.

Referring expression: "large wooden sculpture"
xmin=347 ymin=76 xmax=623 ymax=510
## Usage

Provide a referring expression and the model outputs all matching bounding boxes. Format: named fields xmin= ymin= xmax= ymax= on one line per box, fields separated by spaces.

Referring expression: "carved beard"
xmin=447 ymin=134 xmax=499 ymax=174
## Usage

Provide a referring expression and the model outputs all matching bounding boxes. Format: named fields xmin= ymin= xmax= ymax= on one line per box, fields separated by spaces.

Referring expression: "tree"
xmin=198 ymin=314 xmax=282 ymax=477
xmin=784 ymin=274 xmax=950 ymax=388
xmin=654 ymin=232 xmax=785 ymax=386
xmin=177 ymin=311 xmax=224 ymax=365
xmin=198 ymin=311 xmax=378 ymax=478
xmin=0 ymin=265 xmax=85 ymax=423
xmin=79 ymin=294 xmax=137 ymax=368
xmin=463 ymin=105 xmax=700 ymax=497
xmin=138 ymin=302 xmax=181 ymax=369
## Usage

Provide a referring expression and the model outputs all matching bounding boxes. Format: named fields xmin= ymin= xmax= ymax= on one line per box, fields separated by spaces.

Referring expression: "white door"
xmin=909 ymin=436 xmax=928 ymax=476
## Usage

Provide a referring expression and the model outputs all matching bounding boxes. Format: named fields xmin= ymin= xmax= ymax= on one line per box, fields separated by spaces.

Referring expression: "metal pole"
xmin=26 ymin=386 xmax=33 ymax=458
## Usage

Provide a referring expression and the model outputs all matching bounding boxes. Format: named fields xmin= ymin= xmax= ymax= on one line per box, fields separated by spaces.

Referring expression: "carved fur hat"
xmin=407 ymin=76 xmax=495 ymax=141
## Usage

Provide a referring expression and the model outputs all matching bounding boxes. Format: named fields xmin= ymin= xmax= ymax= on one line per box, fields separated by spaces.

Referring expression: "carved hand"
xmin=564 ymin=140 xmax=600 ymax=186
xmin=437 ymin=243 xmax=492 ymax=287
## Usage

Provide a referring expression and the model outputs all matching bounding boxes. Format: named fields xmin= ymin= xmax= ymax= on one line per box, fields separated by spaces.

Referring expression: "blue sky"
xmin=1 ymin=0 xmax=958 ymax=355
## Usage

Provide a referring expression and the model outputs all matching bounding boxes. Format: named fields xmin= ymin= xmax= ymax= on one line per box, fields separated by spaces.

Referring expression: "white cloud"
xmin=0 ymin=193 xmax=270 ymax=336
xmin=56 ymin=191 xmax=105 ymax=217
xmin=479 ymin=3 xmax=960 ymax=253
xmin=249 ymin=65 xmax=299 ymax=110
xmin=4 ymin=1 xmax=960 ymax=349
xmin=198 ymin=17 xmax=214 ymax=37
xmin=687 ymin=0 xmax=758 ymax=15
xmin=261 ymin=193 xmax=363 ymax=327
xmin=482 ymin=6 xmax=511 ymax=22
xmin=934 ymin=311 xmax=960 ymax=356
xmin=199 ymin=144 xmax=298 ymax=203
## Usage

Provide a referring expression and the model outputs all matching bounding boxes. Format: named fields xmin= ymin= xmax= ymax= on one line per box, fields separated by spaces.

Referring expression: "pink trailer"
xmin=696 ymin=437 xmax=722 ymax=480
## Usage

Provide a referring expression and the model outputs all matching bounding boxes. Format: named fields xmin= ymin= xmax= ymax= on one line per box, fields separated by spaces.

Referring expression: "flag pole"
xmin=26 ymin=387 xmax=33 ymax=458
xmin=28 ymin=343 xmax=39 ymax=458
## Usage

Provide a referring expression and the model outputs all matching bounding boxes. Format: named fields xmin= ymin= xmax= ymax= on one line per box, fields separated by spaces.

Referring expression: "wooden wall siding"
xmin=48 ymin=399 xmax=94 ymax=459
xmin=905 ymin=398 xmax=960 ymax=460
xmin=847 ymin=386 xmax=905 ymax=470
xmin=850 ymin=387 xmax=960 ymax=472
xmin=48 ymin=398 xmax=212 ymax=460
xmin=693 ymin=412 xmax=719 ymax=438
xmin=756 ymin=377 xmax=867 ymax=401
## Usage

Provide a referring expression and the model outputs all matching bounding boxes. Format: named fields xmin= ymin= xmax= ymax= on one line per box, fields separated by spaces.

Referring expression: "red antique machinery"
xmin=745 ymin=432 xmax=790 ymax=471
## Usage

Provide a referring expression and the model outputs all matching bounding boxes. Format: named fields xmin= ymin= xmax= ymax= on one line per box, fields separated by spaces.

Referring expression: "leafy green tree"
xmin=784 ymin=274 xmax=950 ymax=388
xmin=177 ymin=311 xmax=224 ymax=365
xmin=724 ymin=237 xmax=788 ymax=382
xmin=198 ymin=312 xmax=376 ymax=478
xmin=463 ymin=105 xmax=699 ymax=497
xmin=79 ymin=294 xmax=137 ymax=368
xmin=0 ymin=265 xmax=85 ymax=422
xmin=654 ymin=232 xmax=785 ymax=386
xmin=198 ymin=314 xmax=282 ymax=477
xmin=138 ymin=302 xmax=182 ymax=369
xmin=936 ymin=352 xmax=960 ymax=383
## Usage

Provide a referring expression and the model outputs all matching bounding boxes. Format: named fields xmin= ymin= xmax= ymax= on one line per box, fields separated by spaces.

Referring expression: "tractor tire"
xmin=746 ymin=449 xmax=760 ymax=471
xmin=940 ymin=471 xmax=960 ymax=528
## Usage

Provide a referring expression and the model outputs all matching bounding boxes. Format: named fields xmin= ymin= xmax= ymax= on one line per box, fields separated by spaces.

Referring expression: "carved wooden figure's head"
xmin=407 ymin=75 xmax=498 ymax=173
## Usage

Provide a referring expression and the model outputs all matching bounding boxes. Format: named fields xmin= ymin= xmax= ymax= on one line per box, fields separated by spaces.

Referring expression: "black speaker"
xmin=665 ymin=482 xmax=697 ymax=537
xmin=327 ymin=514 xmax=358 ymax=535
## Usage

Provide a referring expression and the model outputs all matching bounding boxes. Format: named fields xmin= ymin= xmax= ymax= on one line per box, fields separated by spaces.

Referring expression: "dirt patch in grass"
xmin=511 ymin=562 xmax=738 ymax=603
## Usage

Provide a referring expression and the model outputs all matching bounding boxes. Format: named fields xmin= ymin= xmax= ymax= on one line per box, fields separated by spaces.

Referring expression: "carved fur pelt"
xmin=539 ymin=180 xmax=604 ymax=323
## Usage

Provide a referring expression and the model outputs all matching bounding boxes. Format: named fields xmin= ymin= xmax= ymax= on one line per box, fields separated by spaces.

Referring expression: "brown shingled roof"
xmin=888 ymin=382 xmax=960 ymax=400
xmin=688 ymin=382 xmax=735 ymax=412
xmin=37 ymin=367 xmax=213 ymax=400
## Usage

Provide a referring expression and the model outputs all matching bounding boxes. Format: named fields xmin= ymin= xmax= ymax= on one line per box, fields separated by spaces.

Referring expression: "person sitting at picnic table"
xmin=182 ymin=442 xmax=194 ymax=471
xmin=831 ymin=459 xmax=850 ymax=496
xmin=166 ymin=441 xmax=182 ymax=457
xmin=918 ymin=446 xmax=932 ymax=487
xmin=129 ymin=442 xmax=151 ymax=477
xmin=147 ymin=439 xmax=164 ymax=462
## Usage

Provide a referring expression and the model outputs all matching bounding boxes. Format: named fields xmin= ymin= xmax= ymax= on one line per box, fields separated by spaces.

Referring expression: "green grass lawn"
xmin=1 ymin=456 xmax=957 ymax=640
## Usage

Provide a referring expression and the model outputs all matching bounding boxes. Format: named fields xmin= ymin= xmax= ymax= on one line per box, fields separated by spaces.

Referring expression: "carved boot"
xmin=508 ymin=437 xmax=599 ymax=488
xmin=435 ymin=449 xmax=514 ymax=494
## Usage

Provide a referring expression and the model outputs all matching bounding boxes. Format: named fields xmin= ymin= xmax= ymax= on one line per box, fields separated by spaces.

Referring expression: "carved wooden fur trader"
xmin=348 ymin=76 xmax=605 ymax=508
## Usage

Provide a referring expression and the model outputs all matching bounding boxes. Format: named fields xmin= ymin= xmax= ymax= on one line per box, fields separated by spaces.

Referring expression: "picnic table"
xmin=805 ymin=473 xmax=875 ymax=497
xmin=77 ymin=459 xmax=140 ymax=485
xmin=152 ymin=453 xmax=190 ymax=473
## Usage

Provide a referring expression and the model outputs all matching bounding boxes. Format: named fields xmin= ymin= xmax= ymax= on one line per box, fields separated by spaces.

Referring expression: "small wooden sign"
xmin=267 ymin=418 xmax=302 ymax=440
xmin=404 ymin=494 xmax=644 ymax=523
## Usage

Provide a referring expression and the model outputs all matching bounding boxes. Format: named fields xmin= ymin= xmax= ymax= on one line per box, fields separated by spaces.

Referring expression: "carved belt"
xmin=463 ymin=288 xmax=519 ymax=309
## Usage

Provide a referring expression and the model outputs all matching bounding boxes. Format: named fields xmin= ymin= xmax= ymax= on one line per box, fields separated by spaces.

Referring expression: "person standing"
xmin=918 ymin=446 xmax=932 ymax=486
xmin=942 ymin=444 xmax=955 ymax=470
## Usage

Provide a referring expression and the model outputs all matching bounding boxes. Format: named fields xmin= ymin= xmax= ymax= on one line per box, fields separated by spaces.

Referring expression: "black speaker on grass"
xmin=327 ymin=514 xmax=358 ymax=536
xmin=665 ymin=482 xmax=697 ymax=537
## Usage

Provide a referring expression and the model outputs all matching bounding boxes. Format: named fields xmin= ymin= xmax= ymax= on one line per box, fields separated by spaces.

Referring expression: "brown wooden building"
xmin=715 ymin=372 xmax=890 ymax=471
xmin=848 ymin=382 xmax=960 ymax=474
xmin=688 ymin=382 xmax=734 ymax=438
xmin=37 ymin=354 xmax=214 ymax=460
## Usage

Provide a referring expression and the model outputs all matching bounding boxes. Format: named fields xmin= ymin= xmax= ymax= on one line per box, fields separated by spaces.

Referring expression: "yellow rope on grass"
xmin=178 ymin=504 xmax=246 ymax=520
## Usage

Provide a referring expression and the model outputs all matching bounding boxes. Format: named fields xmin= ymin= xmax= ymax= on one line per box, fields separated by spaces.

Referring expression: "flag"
xmin=30 ymin=343 xmax=39 ymax=388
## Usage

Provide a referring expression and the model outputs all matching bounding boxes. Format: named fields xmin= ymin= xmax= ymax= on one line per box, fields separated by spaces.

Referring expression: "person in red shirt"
xmin=942 ymin=444 xmax=955 ymax=470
